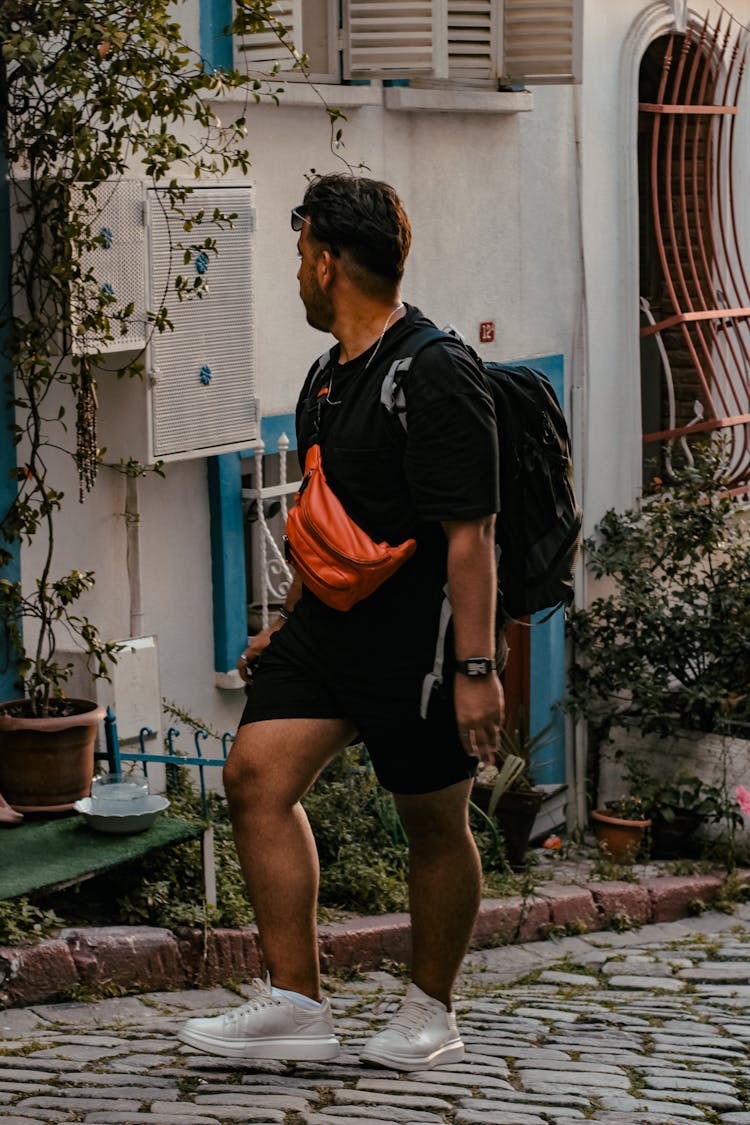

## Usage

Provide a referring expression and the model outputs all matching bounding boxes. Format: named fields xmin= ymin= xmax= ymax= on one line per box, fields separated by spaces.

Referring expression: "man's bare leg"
xmin=223 ymin=717 xmax=355 ymax=1001
xmin=395 ymin=779 xmax=481 ymax=1008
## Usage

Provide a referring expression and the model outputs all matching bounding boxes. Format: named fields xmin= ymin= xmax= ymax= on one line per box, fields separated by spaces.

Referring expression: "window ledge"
xmin=220 ymin=82 xmax=382 ymax=109
xmin=384 ymin=86 xmax=533 ymax=114
xmin=215 ymin=668 xmax=245 ymax=690
xmin=217 ymin=83 xmax=533 ymax=114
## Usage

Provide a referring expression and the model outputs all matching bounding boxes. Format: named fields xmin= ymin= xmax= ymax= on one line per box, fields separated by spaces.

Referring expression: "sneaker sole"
xmin=361 ymin=1038 xmax=465 ymax=1072
xmin=178 ymin=1027 xmax=341 ymax=1061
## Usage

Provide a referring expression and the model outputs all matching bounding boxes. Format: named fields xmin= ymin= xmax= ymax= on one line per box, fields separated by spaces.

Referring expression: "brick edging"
xmin=0 ymin=871 xmax=741 ymax=1008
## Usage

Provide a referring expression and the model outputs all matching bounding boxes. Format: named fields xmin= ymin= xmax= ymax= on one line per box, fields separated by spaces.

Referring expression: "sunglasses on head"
xmin=291 ymin=205 xmax=339 ymax=255
xmin=291 ymin=206 xmax=310 ymax=231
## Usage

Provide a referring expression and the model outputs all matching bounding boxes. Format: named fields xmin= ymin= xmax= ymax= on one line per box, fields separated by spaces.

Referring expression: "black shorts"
xmin=238 ymin=613 xmax=481 ymax=795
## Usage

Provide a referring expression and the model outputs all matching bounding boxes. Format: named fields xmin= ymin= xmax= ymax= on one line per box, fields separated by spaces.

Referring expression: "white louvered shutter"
xmin=71 ymin=179 xmax=147 ymax=355
xmin=233 ymin=1 xmax=302 ymax=75
xmin=446 ymin=1 xmax=499 ymax=86
xmin=147 ymin=186 xmax=258 ymax=461
xmin=343 ymin=1 xmax=448 ymax=80
xmin=501 ymin=0 xmax=582 ymax=84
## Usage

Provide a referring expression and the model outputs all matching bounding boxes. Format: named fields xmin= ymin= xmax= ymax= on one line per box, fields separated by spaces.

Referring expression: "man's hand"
xmin=238 ymin=577 xmax=302 ymax=684
xmin=237 ymin=624 xmax=278 ymax=683
xmin=455 ymin=673 xmax=505 ymax=765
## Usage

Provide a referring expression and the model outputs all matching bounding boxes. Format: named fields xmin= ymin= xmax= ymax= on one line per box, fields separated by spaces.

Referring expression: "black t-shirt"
xmin=289 ymin=304 xmax=499 ymax=668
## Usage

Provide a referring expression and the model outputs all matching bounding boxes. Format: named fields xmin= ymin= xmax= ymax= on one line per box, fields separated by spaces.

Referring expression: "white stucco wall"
xmin=236 ymin=86 xmax=579 ymax=419
xmin=578 ymin=0 xmax=650 ymax=528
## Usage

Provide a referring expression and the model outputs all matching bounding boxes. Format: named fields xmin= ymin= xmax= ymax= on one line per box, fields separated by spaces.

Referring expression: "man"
xmin=179 ymin=173 xmax=504 ymax=1070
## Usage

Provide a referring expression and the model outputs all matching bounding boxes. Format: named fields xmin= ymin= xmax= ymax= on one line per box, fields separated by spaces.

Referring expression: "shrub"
xmin=567 ymin=442 xmax=750 ymax=741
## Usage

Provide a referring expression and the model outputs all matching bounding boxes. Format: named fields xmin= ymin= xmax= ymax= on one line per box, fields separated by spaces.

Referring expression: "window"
xmin=638 ymin=16 xmax=750 ymax=491
xmin=233 ymin=0 xmax=582 ymax=88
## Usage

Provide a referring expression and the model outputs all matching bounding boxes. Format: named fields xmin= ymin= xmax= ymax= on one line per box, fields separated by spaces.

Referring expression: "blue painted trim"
xmin=200 ymin=0 xmax=233 ymax=72
xmin=0 ymin=152 xmax=20 ymax=699
xmin=260 ymin=413 xmax=297 ymax=453
xmin=523 ymin=353 xmax=567 ymax=785
xmin=529 ymin=607 xmax=566 ymax=785
xmin=208 ymin=453 xmax=248 ymax=674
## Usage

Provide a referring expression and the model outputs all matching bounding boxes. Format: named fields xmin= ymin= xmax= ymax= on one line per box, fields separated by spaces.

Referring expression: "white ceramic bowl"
xmin=73 ymin=794 xmax=170 ymax=835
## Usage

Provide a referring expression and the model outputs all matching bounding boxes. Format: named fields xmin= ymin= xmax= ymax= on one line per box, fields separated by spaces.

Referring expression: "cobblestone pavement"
xmin=3 ymin=908 xmax=750 ymax=1125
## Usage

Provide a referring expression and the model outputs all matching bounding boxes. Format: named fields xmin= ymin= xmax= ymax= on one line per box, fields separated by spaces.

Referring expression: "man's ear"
xmin=316 ymin=247 xmax=336 ymax=288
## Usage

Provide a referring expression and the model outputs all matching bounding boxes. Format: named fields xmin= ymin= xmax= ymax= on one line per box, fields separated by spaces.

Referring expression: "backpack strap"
xmin=379 ymin=324 xmax=487 ymax=712
xmin=380 ymin=355 xmax=414 ymax=429
xmin=313 ymin=348 xmax=332 ymax=384
xmin=301 ymin=349 xmax=335 ymax=443
xmin=379 ymin=325 xmax=457 ymax=429
xmin=419 ymin=585 xmax=453 ymax=719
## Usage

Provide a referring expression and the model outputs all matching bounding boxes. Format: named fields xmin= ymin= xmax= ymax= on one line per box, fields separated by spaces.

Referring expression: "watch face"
xmin=460 ymin=658 xmax=493 ymax=677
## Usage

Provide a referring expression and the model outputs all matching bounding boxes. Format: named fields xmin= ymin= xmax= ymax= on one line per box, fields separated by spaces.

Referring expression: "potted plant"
xmin=472 ymin=715 xmax=554 ymax=868
xmin=566 ymin=441 xmax=750 ymax=846
xmin=0 ymin=1 xmax=266 ymax=810
xmin=633 ymin=770 xmax=725 ymax=858
xmin=620 ymin=752 xmax=742 ymax=860
xmin=591 ymin=795 xmax=651 ymax=862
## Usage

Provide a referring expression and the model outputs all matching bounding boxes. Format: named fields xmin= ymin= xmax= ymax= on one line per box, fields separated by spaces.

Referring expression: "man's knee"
xmin=396 ymin=782 xmax=473 ymax=846
xmin=224 ymin=716 xmax=351 ymax=815
xmin=223 ymin=727 xmax=259 ymax=808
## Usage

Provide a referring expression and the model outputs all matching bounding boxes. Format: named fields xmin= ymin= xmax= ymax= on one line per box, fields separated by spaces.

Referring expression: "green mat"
xmin=0 ymin=813 xmax=202 ymax=900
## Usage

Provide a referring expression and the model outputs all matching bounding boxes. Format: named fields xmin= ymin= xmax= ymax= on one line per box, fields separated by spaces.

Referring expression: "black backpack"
xmin=381 ymin=326 xmax=582 ymax=621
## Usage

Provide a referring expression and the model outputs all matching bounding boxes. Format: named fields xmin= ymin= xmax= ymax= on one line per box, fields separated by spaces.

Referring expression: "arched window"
xmin=638 ymin=14 xmax=750 ymax=491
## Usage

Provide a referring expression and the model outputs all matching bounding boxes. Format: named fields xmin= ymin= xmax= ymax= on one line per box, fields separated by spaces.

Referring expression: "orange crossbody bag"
xmin=284 ymin=442 xmax=416 ymax=612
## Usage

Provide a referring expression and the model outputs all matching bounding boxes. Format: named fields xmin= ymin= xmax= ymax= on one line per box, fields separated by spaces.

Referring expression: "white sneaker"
xmin=361 ymin=983 xmax=465 ymax=1071
xmin=178 ymin=976 xmax=340 ymax=1061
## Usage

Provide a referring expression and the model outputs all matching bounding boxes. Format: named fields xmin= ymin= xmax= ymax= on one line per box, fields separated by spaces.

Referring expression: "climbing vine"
xmin=0 ymin=0 xmax=306 ymax=714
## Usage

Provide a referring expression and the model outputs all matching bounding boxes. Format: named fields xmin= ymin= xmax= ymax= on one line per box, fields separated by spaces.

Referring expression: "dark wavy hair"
xmin=301 ymin=174 xmax=411 ymax=297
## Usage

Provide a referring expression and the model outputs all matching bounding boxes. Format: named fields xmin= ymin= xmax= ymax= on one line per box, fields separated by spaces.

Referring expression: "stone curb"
xmin=0 ymin=871 xmax=738 ymax=1008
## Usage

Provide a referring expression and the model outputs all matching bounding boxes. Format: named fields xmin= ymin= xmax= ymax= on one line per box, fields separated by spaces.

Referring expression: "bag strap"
xmin=379 ymin=325 xmax=479 ymax=713
xmin=303 ymin=348 xmax=334 ymax=444
xmin=380 ymin=324 xmax=471 ymax=431
xmin=419 ymin=584 xmax=453 ymax=719
xmin=313 ymin=349 xmax=332 ymax=383
xmin=382 ymin=326 xmax=563 ymax=631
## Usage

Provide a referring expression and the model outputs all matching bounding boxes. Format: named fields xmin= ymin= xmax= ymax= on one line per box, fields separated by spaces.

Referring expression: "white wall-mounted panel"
xmin=71 ymin=179 xmax=148 ymax=355
xmin=147 ymin=185 xmax=258 ymax=461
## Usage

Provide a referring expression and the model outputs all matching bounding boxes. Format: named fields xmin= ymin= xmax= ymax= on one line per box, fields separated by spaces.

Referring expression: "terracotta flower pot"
xmin=591 ymin=808 xmax=652 ymax=863
xmin=0 ymin=699 xmax=106 ymax=813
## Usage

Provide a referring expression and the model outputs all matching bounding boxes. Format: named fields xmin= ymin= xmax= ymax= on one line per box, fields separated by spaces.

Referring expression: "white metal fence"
xmin=241 ymin=434 xmax=301 ymax=629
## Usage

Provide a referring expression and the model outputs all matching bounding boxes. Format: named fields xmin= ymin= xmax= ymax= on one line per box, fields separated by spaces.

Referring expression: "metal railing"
xmin=95 ymin=709 xmax=235 ymax=907
xmin=241 ymin=434 xmax=300 ymax=630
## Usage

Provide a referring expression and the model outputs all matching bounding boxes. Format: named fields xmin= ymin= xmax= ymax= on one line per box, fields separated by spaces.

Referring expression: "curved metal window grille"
xmin=639 ymin=13 xmax=750 ymax=491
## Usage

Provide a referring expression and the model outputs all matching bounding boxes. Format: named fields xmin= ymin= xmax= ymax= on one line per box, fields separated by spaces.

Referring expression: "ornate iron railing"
xmin=640 ymin=12 xmax=750 ymax=491
xmin=241 ymin=434 xmax=300 ymax=629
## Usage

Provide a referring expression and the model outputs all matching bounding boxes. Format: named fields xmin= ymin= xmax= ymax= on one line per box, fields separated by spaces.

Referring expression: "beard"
xmin=301 ymin=274 xmax=335 ymax=333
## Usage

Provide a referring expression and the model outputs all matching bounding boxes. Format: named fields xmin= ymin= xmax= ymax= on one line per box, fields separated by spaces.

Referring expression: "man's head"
xmin=292 ymin=174 xmax=411 ymax=311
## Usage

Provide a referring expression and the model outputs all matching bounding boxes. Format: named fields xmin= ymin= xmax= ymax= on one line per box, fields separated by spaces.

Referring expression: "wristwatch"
xmin=455 ymin=657 xmax=494 ymax=677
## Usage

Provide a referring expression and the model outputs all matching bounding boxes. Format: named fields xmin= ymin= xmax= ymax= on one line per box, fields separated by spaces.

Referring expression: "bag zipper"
xmin=283 ymin=537 xmax=350 ymax=591
xmin=297 ymin=500 xmax=387 ymax=568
